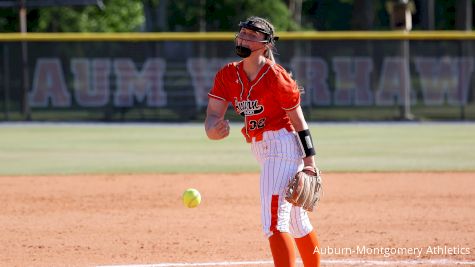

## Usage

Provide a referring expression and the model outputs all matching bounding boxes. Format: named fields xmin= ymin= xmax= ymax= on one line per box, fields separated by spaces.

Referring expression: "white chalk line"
xmin=97 ymin=258 xmax=475 ymax=267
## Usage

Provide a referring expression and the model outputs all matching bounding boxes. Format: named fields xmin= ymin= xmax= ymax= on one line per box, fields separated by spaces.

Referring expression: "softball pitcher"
xmin=204 ymin=16 xmax=321 ymax=267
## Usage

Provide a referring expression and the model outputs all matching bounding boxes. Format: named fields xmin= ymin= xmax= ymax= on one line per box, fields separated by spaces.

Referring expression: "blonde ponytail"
xmin=266 ymin=47 xmax=276 ymax=63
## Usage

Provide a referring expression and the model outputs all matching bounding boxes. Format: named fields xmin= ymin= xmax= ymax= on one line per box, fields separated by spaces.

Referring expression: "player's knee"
xmin=290 ymin=226 xmax=313 ymax=238
xmin=289 ymin=214 xmax=313 ymax=238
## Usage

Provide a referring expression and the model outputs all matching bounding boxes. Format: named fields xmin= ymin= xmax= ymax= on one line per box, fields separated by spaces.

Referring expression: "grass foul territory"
xmin=0 ymin=123 xmax=474 ymax=175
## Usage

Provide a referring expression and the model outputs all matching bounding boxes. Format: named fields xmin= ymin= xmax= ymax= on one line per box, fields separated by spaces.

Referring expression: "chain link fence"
xmin=1 ymin=33 xmax=474 ymax=121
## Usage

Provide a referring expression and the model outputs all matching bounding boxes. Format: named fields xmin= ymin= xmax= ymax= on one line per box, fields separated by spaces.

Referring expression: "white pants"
xmin=251 ymin=128 xmax=314 ymax=238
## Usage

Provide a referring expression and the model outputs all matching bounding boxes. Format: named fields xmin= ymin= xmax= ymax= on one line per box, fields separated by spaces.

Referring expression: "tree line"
xmin=0 ymin=0 xmax=473 ymax=32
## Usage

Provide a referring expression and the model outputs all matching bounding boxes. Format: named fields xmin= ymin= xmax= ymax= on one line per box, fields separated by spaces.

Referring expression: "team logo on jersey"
xmin=234 ymin=98 xmax=264 ymax=116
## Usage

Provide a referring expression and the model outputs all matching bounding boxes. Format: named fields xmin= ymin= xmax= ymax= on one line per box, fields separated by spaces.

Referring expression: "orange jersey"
xmin=208 ymin=59 xmax=300 ymax=143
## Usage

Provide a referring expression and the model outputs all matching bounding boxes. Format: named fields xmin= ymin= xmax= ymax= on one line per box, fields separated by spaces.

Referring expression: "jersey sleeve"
xmin=275 ymin=69 xmax=300 ymax=111
xmin=208 ymin=69 xmax=229 ymax=102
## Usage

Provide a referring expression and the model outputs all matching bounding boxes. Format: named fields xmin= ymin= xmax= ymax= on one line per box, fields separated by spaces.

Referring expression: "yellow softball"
xmin=183 ymin=188 xmax=201 ymax=208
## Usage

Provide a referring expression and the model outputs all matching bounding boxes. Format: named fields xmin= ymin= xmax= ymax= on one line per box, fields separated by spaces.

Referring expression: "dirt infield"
xmin=0 ymin=172 xmax=474 ymax=267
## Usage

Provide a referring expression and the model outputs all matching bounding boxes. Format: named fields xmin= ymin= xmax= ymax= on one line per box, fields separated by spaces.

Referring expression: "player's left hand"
xmin=285 ymin=167 xmax=323 ymax=212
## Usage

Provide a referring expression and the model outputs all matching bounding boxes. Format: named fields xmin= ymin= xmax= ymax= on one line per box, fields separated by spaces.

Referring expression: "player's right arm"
xmin=205 ymin=98 xmax=230 ymax=140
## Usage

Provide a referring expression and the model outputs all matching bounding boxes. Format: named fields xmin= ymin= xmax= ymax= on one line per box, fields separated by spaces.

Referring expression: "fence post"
xmin=386 ymin=0 xmax=415 ymax=120
xmin=20 ymin=0 xmax=31 ymax=120
xmin=3 ymin=44 xmax=9 ymax=120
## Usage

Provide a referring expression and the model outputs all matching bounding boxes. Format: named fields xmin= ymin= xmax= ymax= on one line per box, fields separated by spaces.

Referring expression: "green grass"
xmin=0 ymin=123 xmax=474 ymax=175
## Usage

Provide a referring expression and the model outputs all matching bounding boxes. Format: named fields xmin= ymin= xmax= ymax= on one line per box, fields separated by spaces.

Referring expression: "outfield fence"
xmin=1 ymin=31 xmax=474 ymax=121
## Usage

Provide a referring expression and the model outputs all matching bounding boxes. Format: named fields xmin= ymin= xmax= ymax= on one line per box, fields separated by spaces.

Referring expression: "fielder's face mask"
xmin=235 ymin=20 xmax=279 ymax=58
